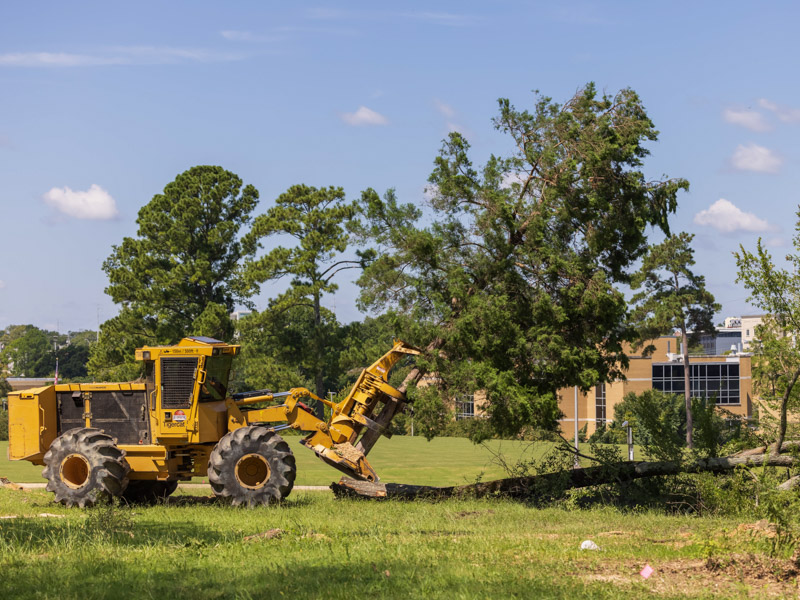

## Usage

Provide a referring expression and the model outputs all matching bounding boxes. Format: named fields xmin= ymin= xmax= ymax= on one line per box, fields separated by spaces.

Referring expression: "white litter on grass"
xmin=580 ymin=540 xmax=601 ymax=550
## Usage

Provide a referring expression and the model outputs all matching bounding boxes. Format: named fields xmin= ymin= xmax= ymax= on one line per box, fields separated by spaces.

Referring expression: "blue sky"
xmin=1 ymin=1 xmax=798 ymax=332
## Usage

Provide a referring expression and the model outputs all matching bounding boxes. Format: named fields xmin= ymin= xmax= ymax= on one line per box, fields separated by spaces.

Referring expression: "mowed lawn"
xmin=0 ymin=487 xmax=792 ymax=599
xmin=0 ymin=436 xmax=556 ymax=486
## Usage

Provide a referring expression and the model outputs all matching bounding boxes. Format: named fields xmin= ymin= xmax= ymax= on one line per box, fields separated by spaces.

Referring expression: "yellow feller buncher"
xmin=7 ymin=337 xmax=419 ymax=507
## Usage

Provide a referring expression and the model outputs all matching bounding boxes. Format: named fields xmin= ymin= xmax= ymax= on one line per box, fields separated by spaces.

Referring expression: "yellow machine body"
xmin=8 ymin=336 xmax=419 ymax=484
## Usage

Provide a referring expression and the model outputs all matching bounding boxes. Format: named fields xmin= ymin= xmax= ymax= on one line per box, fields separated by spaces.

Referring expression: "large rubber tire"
xmin=121 ymin=480 xmax=179 ymax=504
xmin=42 ymin=428 xmax=130 ymax=508
xmin=208 ymin=427 xmax=296 ymax=507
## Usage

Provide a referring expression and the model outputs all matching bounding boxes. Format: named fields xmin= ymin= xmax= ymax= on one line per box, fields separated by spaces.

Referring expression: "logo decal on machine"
xmin=173 ymin=409 xmax=187 ymax=422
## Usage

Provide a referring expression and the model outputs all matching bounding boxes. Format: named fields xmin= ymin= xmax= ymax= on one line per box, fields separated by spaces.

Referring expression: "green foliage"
xmin=0 ymin=326 xmax=94 ymax=380
xmin=630 ymin=233 xmax=720 ymax=449
xmin=592 ymin=390 xmax=750 ymax=461
xmin=91 ymin=166 xmax=258 ymax=379
xmin=0 ymin=325 xmax=54 ymax=377
xmin=0 ymin=408 xmax=7 ymax=441
xmin=631 ymin=233 xmax=719 ymax=351
xmin=736 ymin=210 xmax=800 ymax=451
xmin=407 ymin=385 xmax=451 ymax=441
xmin=241 ymin=185 xmax=362 ymax=410
xmin=354 ymin=83 xmax=687 ymax=439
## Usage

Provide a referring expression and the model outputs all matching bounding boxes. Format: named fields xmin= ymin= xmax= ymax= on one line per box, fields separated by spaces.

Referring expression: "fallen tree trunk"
xmin=732 ymin=441 xmax=800 ymax=457
xmin=331 ymin=453 xmax=797 ymax=500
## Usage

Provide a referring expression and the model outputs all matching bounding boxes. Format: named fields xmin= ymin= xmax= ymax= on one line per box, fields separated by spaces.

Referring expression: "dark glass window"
xmin=199 ymin=356 xmax=233 ymax=402
xmin=651 ymin=361 xmax=740 ymax=405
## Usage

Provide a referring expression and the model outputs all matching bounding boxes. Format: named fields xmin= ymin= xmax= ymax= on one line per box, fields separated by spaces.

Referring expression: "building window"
xmin=652 ymin=362 xmax=740 ymax=405
xmin=456 ymin=395 xmax=475 ymax=420
xmin=595 ymin=384 xmax=606 ymax=425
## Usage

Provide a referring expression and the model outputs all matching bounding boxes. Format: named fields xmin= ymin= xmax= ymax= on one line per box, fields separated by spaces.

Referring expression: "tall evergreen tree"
xmin=243 ymin=184 xmax=363 ymax=417
xmin=631 ymin=232 xmax=719 ymax=449
xmin=89 ymin=166 xmax=259 ymax=380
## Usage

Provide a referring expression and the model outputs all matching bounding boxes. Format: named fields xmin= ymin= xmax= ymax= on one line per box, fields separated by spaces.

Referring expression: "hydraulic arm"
xmin=224 ymin=340 xmax=420 ymax=481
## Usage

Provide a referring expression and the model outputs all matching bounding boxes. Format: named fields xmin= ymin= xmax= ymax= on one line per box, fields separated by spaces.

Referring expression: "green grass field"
xmin=0 ymin=487 xmax=792 ymax=599
xmin=0 ymin=436 xmax=556 ymax=486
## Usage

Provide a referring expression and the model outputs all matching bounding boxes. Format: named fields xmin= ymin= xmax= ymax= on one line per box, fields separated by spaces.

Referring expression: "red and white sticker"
xmin=173 ymin=409 xmax=187 ymax=422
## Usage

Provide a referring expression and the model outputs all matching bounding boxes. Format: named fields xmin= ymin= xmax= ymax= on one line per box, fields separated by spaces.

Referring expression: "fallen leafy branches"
xmin=331 ymin=452 xmax=798 ymax=500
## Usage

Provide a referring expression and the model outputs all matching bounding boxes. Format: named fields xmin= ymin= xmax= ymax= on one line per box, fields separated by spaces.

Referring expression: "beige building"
xmin=741 ymin=315 xmax=766 ymax=350
xmin=558 ymin=336 xmax=753 ymax=440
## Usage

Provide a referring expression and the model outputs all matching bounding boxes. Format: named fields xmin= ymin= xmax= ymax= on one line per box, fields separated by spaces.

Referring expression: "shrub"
xmin=0 ymin=407 xmax=7 ymax=441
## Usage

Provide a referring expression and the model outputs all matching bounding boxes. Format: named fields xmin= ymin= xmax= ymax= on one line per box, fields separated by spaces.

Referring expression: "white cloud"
xmin=433 ymin=100 xmax=468 ymax=135
xmin=758 ymin=98 xmax=800 ymax=123
xmin=722 ymin=108 xmax=771 ymax=132
xmin=693 ymin=199 xmax=774 ymax=233
xmin=43 ymin=184 xmax=119 ymax=220
xmin=340 ymin=106 xmax=388 ymax=126
xmin=0 ymin=280 xmax=5 ymax=290
xmin=730 ymin=143 xmax=782 ymax=174
xmin=434 ymin=99 xmax=455 ymax=119
xmin=0 ymin=47 xmax=243 ymax=68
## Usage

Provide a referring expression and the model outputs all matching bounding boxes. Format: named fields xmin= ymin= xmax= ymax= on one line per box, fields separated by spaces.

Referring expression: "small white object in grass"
xmin=580 ymin=540 xmax=600 ymax=550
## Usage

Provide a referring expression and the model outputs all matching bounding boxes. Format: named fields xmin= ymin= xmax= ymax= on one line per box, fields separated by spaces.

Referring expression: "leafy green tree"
xmin=355 ymin=84 xmax=687 ymax=438
xmin=630 ymin=232 xmax=720 ymax=449
xmin=90 ymin=166 xmax=259 ymax=380
xmin=0 ymin=325 xmax=57 ymax=377
xmin=57 ymin=337 xmax=91 ymax=380
xmin=736 ymin=215 xmax=800 ymax=453
xmin=749 ymin=319 xmax=800 ymax=453
xmin=243 ymin=184 xmax=362 ymax=417
xmin=235 ymin=304 xmax=332 ymax=394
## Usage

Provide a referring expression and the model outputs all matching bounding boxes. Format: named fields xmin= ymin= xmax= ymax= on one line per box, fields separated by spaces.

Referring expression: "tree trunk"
xmin=313 ymin=291 xmax=325 ymax=420
xmin=331 ymin=452 xmax=797 ymax=500
xmin=681 ymin=324 xmax=693 ymax=449
xmin=773 ymin=368 xmax=800 ymax=455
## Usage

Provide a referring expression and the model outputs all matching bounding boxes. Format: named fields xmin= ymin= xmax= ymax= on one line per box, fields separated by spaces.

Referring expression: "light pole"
xmin=622 ymin=420 xmax=634 ymax=461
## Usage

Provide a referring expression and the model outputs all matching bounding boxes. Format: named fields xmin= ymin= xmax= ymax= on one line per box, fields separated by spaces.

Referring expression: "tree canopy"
xmin=89 ymin=166 xmax=259 ymax=380
xmin=356 ymin=83 xmax=688 ymax=438
xmin=736 ymin=209 xmax=800 ymax=453
xmin=240 ymin=184 xmax=362 ymax=415
xmin=631 ymin=232 xmax=719 ymax=448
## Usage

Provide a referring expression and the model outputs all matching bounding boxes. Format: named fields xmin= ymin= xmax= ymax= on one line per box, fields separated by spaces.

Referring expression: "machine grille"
xmin=161 ymin=357 xmax=197 ymax=408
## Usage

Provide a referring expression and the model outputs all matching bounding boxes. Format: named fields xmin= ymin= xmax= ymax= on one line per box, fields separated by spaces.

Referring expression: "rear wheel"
xmin=208 ymin=427 xmax=296 ymax=507
xmin=121 ymin=480 xmax=179 ymax=504
xmin=42 ymin=428 xmax=129 ymax=508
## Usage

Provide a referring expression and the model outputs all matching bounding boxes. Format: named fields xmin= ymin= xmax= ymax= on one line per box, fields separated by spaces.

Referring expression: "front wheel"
xmin=208 ymin=427 xmax=296 ymax=507
xmin=42 ymin=428 xmax=129 ymax=508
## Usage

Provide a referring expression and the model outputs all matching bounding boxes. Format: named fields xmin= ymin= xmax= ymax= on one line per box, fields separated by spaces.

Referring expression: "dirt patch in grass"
xmin=583 ymin=554 xmax=800 ymax=598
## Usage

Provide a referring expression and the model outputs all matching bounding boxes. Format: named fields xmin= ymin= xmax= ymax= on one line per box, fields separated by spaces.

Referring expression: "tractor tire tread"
xmin=42 ymin=428 xmax=129 ymax=508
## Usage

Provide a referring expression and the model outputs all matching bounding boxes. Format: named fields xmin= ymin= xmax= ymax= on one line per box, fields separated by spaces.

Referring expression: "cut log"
xmin=331 ymin=453 xmax=798 ymax=500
